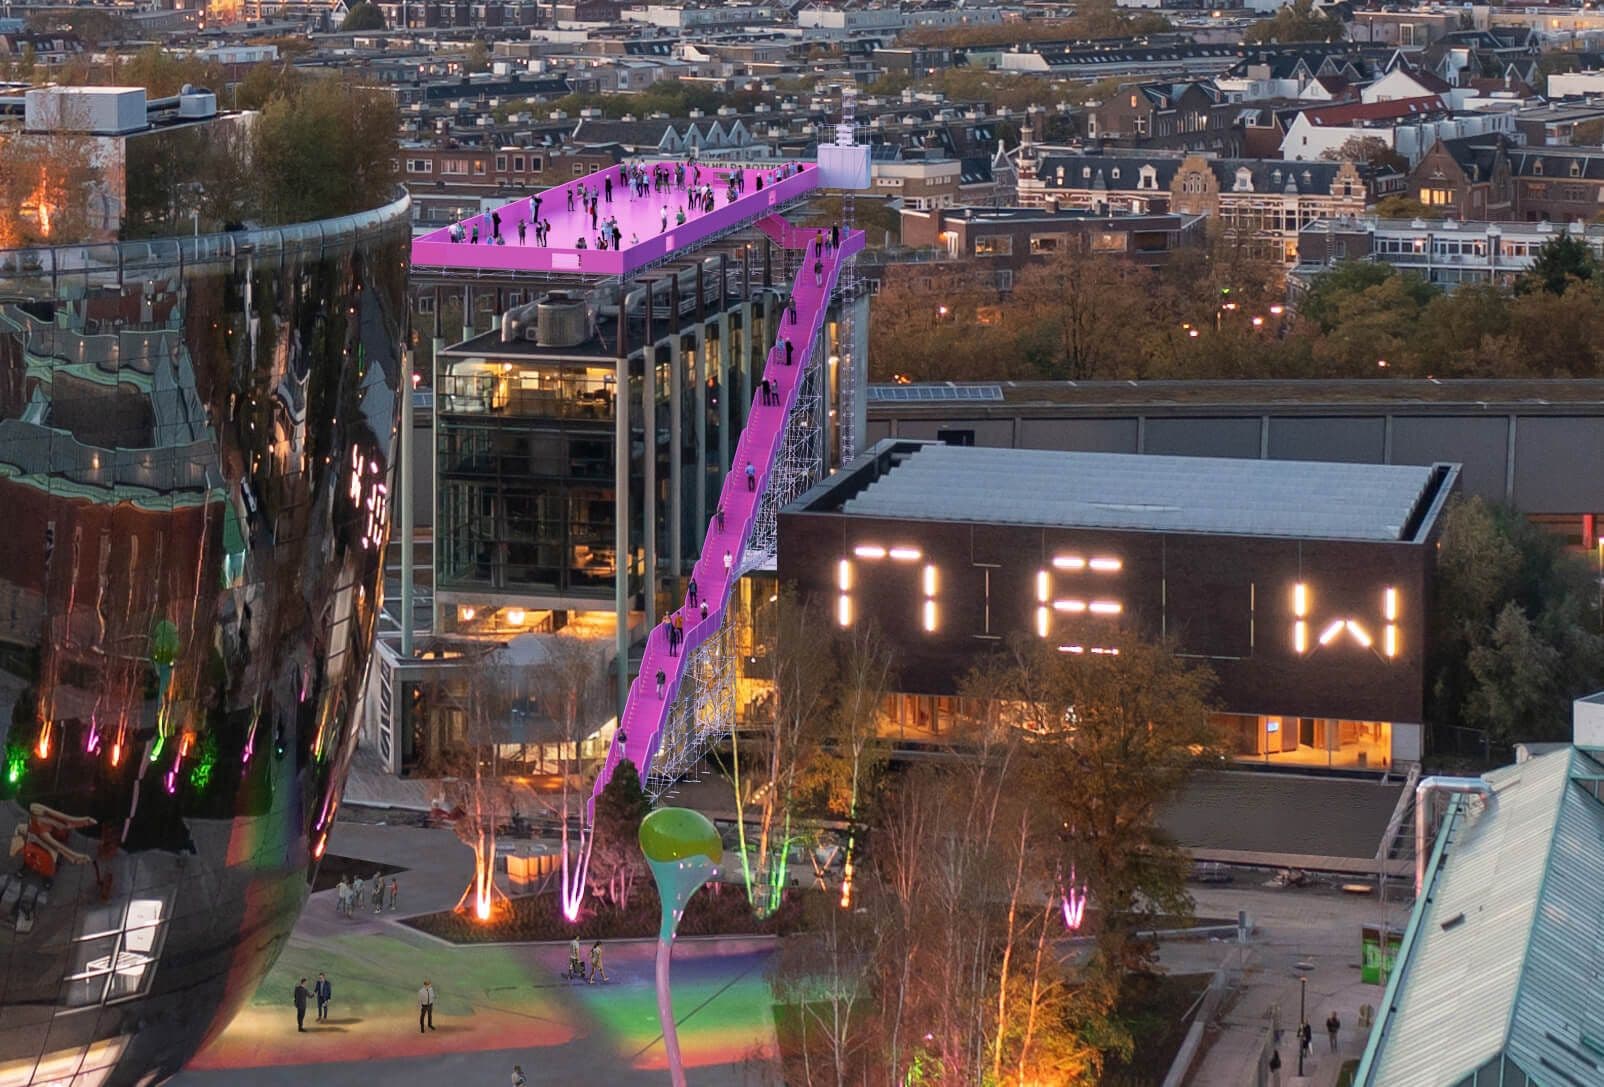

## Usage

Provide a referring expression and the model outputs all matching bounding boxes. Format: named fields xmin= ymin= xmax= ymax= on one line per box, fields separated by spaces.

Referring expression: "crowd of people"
xmin=444 ymin=157 xmax=811 ymax=253
xmin=334 ymin=872 xmax=399 ymax=916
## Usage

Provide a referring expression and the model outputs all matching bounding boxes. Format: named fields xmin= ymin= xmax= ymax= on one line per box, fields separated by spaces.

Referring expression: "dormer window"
xmin=1234 ymin=166 xmax=1254 ymax=192
xmin=1111 ymin=167 xmax=1121 ymax=180
xmin=1082 ymin=166 xmax=1092 ymax=179
xmin=1571 ymin=160 xmax=1583 ymax=177
xmin=1534 ymin=160 xmax=1544 ymax=176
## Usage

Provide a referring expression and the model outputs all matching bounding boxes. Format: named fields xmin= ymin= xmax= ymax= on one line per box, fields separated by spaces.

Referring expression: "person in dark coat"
xmin=314 ymin=973 xmax=332 ymax=1021
xmin=293 ymin=978 xmax=310 ymax=1032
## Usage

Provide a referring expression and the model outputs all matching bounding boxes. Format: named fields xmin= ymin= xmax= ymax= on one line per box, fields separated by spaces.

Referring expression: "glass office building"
xmin=0 ymin=193 xmax=410 ymax=1084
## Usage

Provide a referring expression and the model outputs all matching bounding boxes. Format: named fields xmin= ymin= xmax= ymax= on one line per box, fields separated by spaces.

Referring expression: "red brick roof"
xmin=1301 ymin=95 xmax=1447 ymax=126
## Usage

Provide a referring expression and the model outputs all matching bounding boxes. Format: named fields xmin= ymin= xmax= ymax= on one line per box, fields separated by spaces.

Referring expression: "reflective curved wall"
xmin=0 ymin=195 xmax=411 ymax=1086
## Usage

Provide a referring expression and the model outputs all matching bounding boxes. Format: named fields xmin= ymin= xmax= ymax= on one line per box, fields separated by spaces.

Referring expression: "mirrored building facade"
xmin=0 ymin=193 xmax=411 ymax=1085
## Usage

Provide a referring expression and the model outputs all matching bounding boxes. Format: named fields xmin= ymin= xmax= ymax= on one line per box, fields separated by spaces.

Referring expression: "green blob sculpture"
xmin=640 ymin=807 xmax=723 ymax=1087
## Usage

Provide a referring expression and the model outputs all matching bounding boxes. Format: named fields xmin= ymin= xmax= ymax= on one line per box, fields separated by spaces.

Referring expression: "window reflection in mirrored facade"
xmin=0 ymin=193 xmax=410 ymax=1086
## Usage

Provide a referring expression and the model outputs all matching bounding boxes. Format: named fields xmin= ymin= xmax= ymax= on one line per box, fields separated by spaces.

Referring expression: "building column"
xmin=694 ymin=262 xmax=708 ymax=548
xmin=669 ymin=273 xmax=683 ymax=580
xmin=643 ymin=279 xmax=657 ymax=632
xmin=614 ymin=281 xmax=631 ymax=717
xmin=717 ymin=254 xmax=731 ymax=475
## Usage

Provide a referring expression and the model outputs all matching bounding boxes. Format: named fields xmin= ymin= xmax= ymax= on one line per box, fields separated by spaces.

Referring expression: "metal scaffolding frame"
xmin=836 ymin=83 xmax=862 ymax=463
xmin=646 ymin=603 xmax=738 ymax=800
xmin=745 ymin=339 xmax=825 ymax=571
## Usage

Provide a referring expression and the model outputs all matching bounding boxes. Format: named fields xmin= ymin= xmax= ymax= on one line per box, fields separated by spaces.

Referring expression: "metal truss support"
xmin=744 ymin=341 xmax=825 ymax=571
xmin=836 ymin=84 xmax=861 ymax=464
xmin=647 ymin=604 xmax=738 ymax=800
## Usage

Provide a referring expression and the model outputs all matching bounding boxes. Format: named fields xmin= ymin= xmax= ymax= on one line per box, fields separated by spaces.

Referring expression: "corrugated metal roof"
xmin=837 ymin=444 xmax=1434 ymax=542
xmin=1363 ymin=747 xmax=1604 ymax=1086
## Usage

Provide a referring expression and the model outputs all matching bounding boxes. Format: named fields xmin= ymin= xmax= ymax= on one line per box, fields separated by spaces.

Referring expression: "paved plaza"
xmin=174 ymin=822 xmax=779 ymax=1087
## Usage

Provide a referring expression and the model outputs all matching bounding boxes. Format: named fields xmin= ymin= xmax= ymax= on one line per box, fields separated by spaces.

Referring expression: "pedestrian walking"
xmin=517 ymin=219 xmax=526 ymax=245
xmin=512 ymin=1065 xmax=527 ymax=1087
xmin=354 ymin=876 xmax=366 ymax=910
xmin=315 ymin=972 xmax=332 ymax=1021
xmin=588 ymin=941 xmax=608 ymax=984
xmin=745 ymin=462 xmax=756 ymax=491
xmin=699 ymin=601 xmax=708 ymax=621
xmin=655 ymin=668 xmax=666 ymax=698
xmin=389 ymin=877 xmax=399 ymax=911
xmin=336 ymin=876 xmax=351 ymax=918
xmin=1268 ymin=1049 xmax=1282 ymax=1087
xmin=491 ymin=210 xmax=502 ymax=240
xmin=373 ymin=872 xmax=385 ymax=913
xmin=294 ymin=978 xmax=310 ymax=1032
xmin=760 ymin=378 xmax=771 ymax=406
xmin=1326 ymin=1011 xmax=1341 ymax=1052
xmin=568 ymin=937 xmax=584 ymax=980
xmin=673 ymin=613 xmax=684 ymax=650
xmin=830 ymin=223 xmax=840 ymax=251
xmin=1299 ymin=1022 xmax=1313 ymax=1059
xmin=688 ymin=578 xmax=698 ymax=607
xmin=418 ymin=979 xmax=436 ymax=1032
xmin=814 ymin=258 xmax=823 ymax=288
xmin=716 ymin=504 xmax=725 ymax=532
xmin=604 ymin=176 xmax=613 ymax=202
xmin=784 ymin=338 xmax=793 ymax=366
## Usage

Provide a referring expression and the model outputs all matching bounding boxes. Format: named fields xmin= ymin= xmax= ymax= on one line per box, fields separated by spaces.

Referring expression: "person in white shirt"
xmin=418 ymin=979 xmax=436 ymax=1032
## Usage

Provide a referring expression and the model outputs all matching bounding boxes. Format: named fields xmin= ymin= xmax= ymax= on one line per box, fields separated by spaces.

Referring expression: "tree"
xmin=1010 ymin=251 xmax=1157 ymax=380
xmin=1322 ymin=135 xmax=1407 ymax=174
xmin=972 ymin=632 xmax=1219 ymax=975
xmin=0 ymin=95 xmax=102 ymax=246
xmin=340 ymin=1 xmax=386 ymax=30
xmin=587 ymin=758 xmax=651 ymax=909
xmin=1429 ymin=496 xmax=1604 ymax=750
xmin=526 ymin=635 xmax=608 ymax=918
xmin=798 ymin=622 xmax=895 ymax=908
xmin=731 ymin=590 xmax=832 ymax=916
xmin=250 ymin=75 xmax=400 ymax=225
xmin=436 ymin=650 xmax=517 ymax=921
xmin=1371 ymin=194 xmax=1446 ymax=221
xmin=1296 ymin=261 xmax=1436 ymax=333
xmin=1517 ymin=232 xmax=1600 ymax=295
xmin=1244 ymin=0 xmax=1345 ymax=44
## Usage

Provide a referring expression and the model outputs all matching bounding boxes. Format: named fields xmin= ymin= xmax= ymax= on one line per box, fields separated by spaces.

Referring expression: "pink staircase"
xmin=589 ymin=218 xmax=865 ymax=816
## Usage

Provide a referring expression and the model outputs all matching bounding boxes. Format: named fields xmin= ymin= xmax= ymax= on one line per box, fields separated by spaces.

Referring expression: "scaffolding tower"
xmin=744 ymin=339 xmax=826 ymax=570
xmin=646 ymin=592 xmax=739 ymax=800
xmin=835 ymin=83 xmax=862 ymax=463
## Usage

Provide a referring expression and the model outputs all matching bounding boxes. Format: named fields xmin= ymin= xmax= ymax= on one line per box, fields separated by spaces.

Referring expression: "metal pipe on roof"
xmin=1415 ymin=776 xmax=1494 ymax=893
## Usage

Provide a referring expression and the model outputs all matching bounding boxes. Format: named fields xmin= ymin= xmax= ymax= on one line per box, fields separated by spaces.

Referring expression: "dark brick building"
xmin=780 ymin=440 xmax=1459 ymax=770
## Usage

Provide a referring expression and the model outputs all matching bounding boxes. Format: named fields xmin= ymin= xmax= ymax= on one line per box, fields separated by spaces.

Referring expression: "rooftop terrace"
xmin=410 ymin=160 xmax=820 ymax=278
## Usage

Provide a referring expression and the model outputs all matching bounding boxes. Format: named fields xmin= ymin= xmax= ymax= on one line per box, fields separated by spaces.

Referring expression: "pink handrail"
xmin=588 ymin=219 xmax=865 ymax=820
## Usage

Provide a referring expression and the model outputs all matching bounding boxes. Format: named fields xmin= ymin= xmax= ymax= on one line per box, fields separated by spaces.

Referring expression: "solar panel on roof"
xmin=866 ymin=384 xmax=1003 ymax=403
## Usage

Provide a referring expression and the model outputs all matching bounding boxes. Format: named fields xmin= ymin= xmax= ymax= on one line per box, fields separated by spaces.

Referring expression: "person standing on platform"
xmin=688 ymin=578 xmax=698 ymax=607
xmin=716 ymin=504 xmax=725 ymax=532
xmin=814 ymin=258 xmax=823 ymax=288
xmin=655 ymin=668 xmax=666 ymax=698
xmin=831 ymin=223 xmax=840 ymax=251
xmin=418 ymin=979 xmax=437 ymax=1032
xmin=746 ymin=462 xmax=756 ymax=491
xmin=605 ymin=176 xmax=613 ymax=202
xmin=784 ymin=339 xmax=793 ymax=366
xmin=517 ymin=219 xmax=526 ymax=245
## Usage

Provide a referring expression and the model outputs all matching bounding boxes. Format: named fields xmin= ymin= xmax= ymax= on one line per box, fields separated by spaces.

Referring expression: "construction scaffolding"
xmin=744 ymin=339 xmax=826 ymax=571
xmin=836 ymin=83 xmax=861 ymax=463
xmin=646 ymin=603 xmax=739 ymax=800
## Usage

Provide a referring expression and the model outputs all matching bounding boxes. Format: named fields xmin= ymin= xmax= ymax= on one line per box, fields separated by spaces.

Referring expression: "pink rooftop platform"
xmin=410 ymin=161 xmax=822 ymax=277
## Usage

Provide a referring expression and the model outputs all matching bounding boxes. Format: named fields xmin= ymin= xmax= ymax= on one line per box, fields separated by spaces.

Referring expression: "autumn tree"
xmin=1245 ymin=0 xmax=1345 ymax=44
xmin=971 ymin=631 xmax=1219 ymax=975
xmin=1322 ymin=134 xmax=1407 ymax=174
xmin=249 ymin=75 xmax=400 ymax=225
xmin=1010 ymin=250 xmax=1156 ymax=380
xmin=438 ymin=650 xmax=518 ymax=921
xmin=340 ymin=1 xmax=387 ymax=30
